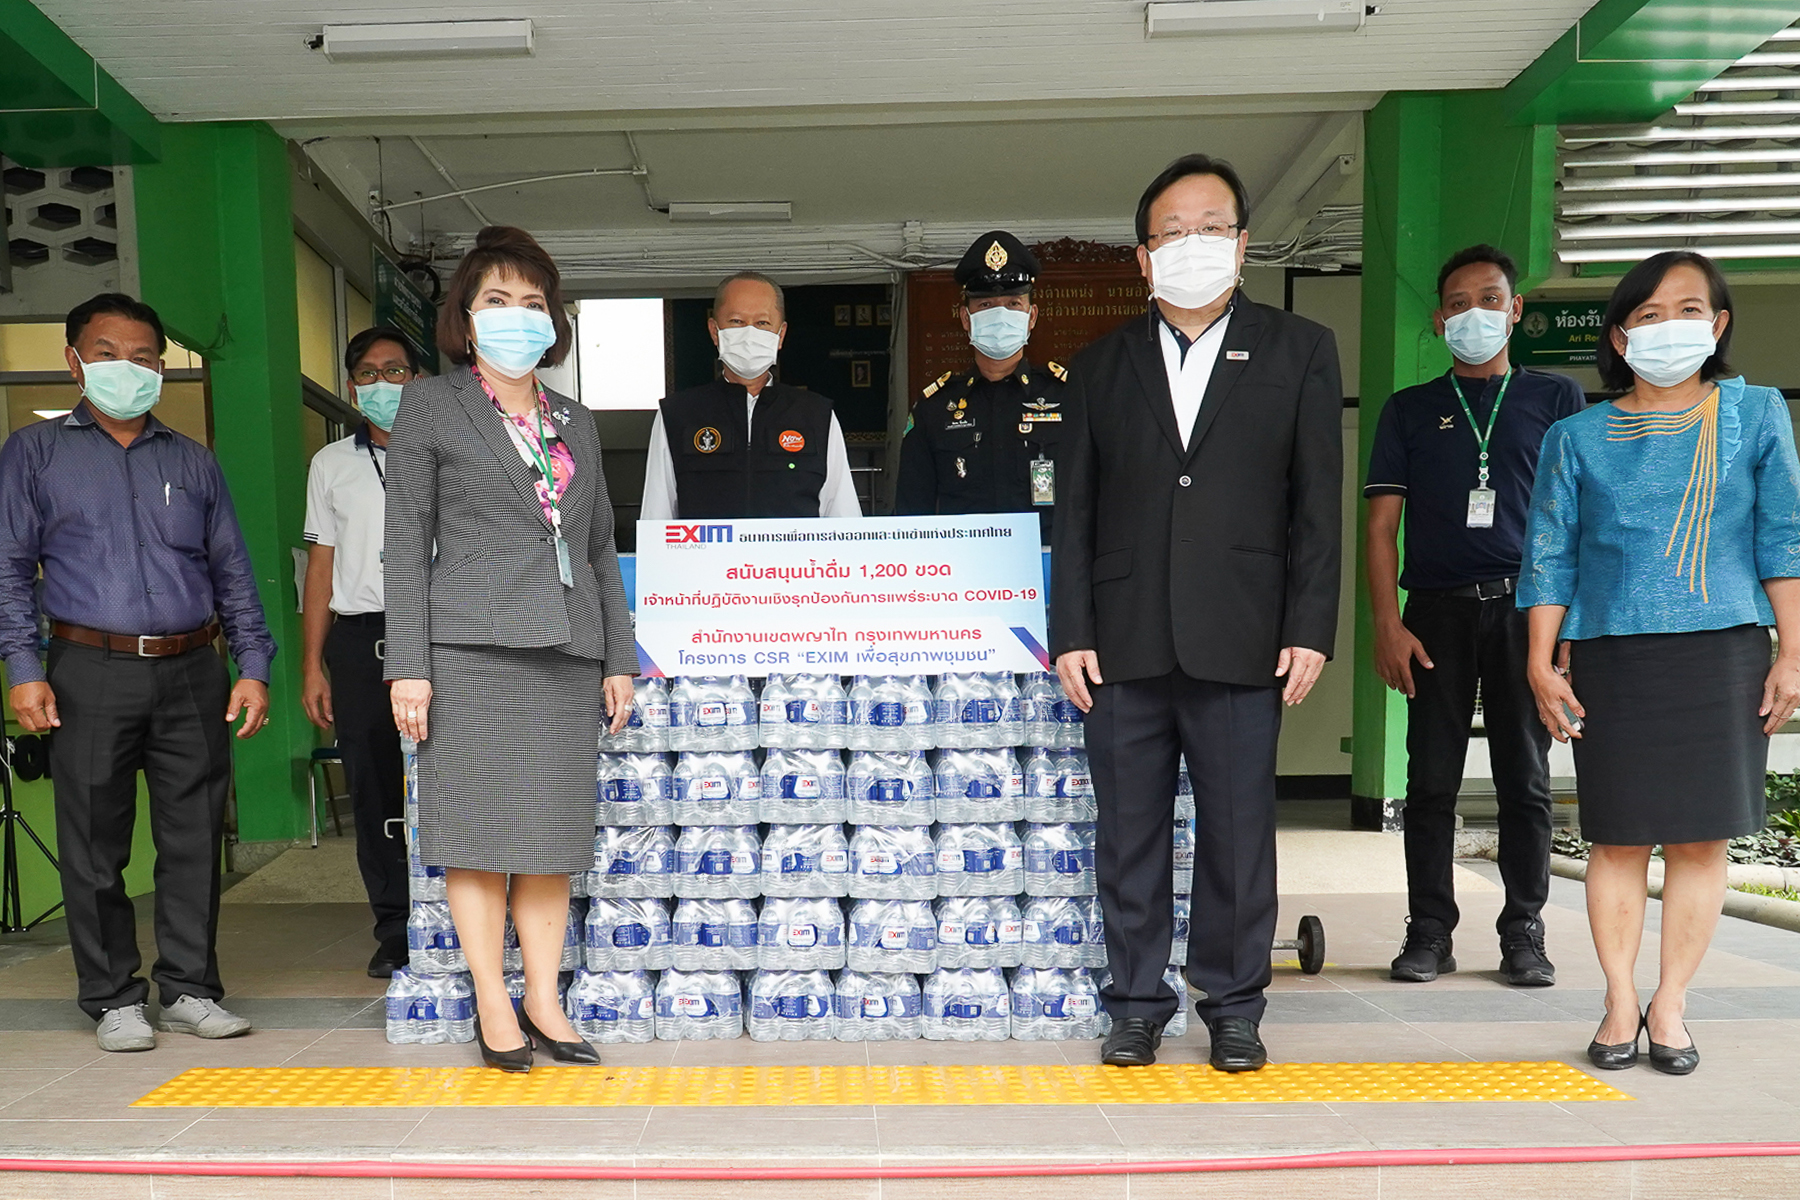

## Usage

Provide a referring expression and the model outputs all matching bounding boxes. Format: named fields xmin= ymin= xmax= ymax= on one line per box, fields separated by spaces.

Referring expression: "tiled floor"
xmin=1 ymin=860 xmax=1797 ymax=1198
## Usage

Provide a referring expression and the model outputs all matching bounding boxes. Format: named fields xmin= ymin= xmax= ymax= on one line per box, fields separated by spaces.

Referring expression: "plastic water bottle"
xmin=760 ymin=748 xmax=848 ymax=824
xmin=847 ymin=675 xmax=878 ymax=751
xmin=565 ymin=967 xmax=656 ymax=1043
xmin=758 ymin=674 xmax=793 ymax=749
xmin=1171 ymin=892 xmax=1191 ymax=964
xmin=1021 ymin=673 xmax=1057 ymax=748
xmin=403 ymin=743 xmax=419 ymax=828
xmin=991 ymin=672 xmax=1024 ymax=745
xmin=933 ymin=895 xmax=1024 ymax=969
xmin=1021 ymin=895 xmax=1089 ymax=969
xmin=673 ymin=751 xmax=762 ymax=825
xmin=1175 ymin=755 xmax=1195 ymax=818
xmin=746 ymin=969 xmax=835 ymax=1041
xmin=406 ymin=901 xmax=465 ymax=975
xmin=1024 ymin=822 xmax=1096 ymax=897
xmin=1011 ymin=967 xmax=1102 ymax=1041
xmin=1051 ymin=689 xmax=1086 ymax=750
xmin=501 ymin=914 xmax=523 ymax=973
xmin=596 ymin=753 xmax=675 ymax=826
xmin=901 ymin=675 xmax=937 ymax=750
xmin=407 ymin=840 xmax=447 ymax=903
xmin=673 ymin=825 xmax=762 ymax=898
xmin=779 ymin=674 xmax=849 ymax=750
xmin=585 ymin=896 xmax=673 ymax=971
xmin=1172 ymin=816 xmax=1196 ymax=892
xmin=935 ymin=748 xmax=1023 ymax=823
xmin=935 ymin=673 xmax=1004 ymax=748
xmin=834 ymin=970 xmax=923 ymax=1041
xmin=1082 ymin=896 xmax=1109 ymax=968
xmin=846 ymin=898 xmax=937 ymax=973
xmin=760 ymin=823 xmax=851 ymax=898
xmin=435 ymin=972 xmax=476 ymax=1043
xmin=654 ymin=968 xmax=743 ymax=1040
xmin=847 ymin=750 xmax=935 ymax=826
xmin=671 ymin=897 xmax=759 ymax=970
xmin=668 ymin=676 xmax=699 ymax=752
xmin=851 ymin=674 xmax=934 ymax=751
xmin=1162 ymin=964 xmax=1188 ymax=1038
xmin=599 ymin=676 xmax=672 ymax=753
xmin=569 ymin=871 xmax=588 ymax=900
xmin=1023 ymin=748 xmax=1094 ymax=822
xmin=848 ymin=825 xmax=937 ymax=900
xmin=922 ymin=966 xmax=1011 ymax=1041
xmin=934 ymin=823 xmax=1023 ymax=897
xmin=723 ymin=675 xmax=759 ymax=750
xmin=558 ymin=900 xmax=585 ymax=971
xmin=756 ymin=895 xmax=845 ymax=970
xmin=384 ymin=968 xmax=437 ymax=1044
xmin=590 ymin=825 xmax=677 ymax=899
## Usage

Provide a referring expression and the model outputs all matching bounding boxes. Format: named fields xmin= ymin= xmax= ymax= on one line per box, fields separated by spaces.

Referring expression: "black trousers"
xmin=1401 ymin=593 xmax=1553 ymax=937
xmin=324 ymin=616 xmax=407 ymax=942
xmin=46 ymin=639 xmax=231 ymax=1020
xmin=1087 ymin=670 xmax=1282 ymax=1025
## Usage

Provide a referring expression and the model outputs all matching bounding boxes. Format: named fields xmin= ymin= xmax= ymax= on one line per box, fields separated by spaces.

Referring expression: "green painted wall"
xmin=135 ymin=123 xmax=311 ymax=848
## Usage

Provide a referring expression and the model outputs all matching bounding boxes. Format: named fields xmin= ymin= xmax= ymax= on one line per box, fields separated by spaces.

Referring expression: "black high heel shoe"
xmin=519 ymin=1007 xmax=601 ymax=1065
xmin=1646 ymin=1005 xmax=1699 ymax=1075
xmin=474 ymin=1015 xmax=533 ymax=1073
xmin=1586 ymin=1010 xmax=1642 ymax=1070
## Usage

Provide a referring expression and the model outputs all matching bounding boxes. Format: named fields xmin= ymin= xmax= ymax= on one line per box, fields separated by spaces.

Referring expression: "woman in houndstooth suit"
xmin=384 ymin=226 xmax=636 ymax=1071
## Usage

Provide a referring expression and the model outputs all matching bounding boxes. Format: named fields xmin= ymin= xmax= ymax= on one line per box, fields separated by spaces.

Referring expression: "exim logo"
xmin=664 ymin=523 xmax=734 ymax=545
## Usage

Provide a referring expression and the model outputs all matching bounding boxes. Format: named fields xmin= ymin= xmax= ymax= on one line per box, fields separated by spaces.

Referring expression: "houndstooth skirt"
xmin=414 ymin=643 xmax=601 ymax=874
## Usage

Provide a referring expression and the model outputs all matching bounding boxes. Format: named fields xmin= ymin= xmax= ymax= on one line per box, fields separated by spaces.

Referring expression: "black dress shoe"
xmin=1646 ymin=1011 xmax=1698 ymax=1075
xmin=1206 ymin=1016 xmax=1267 ymax=1073
xmin=1100 ymin=1017 xmax=1164 ymax=1067
xmin=367 ymin=935 xmax=409 ymax=979
xmin=1586 ymin=1011 xmax=1642 ymax=1071
xmin=519 ymin=1008 xmax=601 ymax=1065
xmin=474 ymin=1016 xmax=532 ymax=1073
xmin=1500 ymin=920 xmax=1556 ymax=987
xmin=1390 ymin=920 xmax=1455 ymax=982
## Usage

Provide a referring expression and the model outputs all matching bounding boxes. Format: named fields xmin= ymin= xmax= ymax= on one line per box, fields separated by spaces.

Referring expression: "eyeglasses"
xmin=351 ymin=366 xmax=414 ymax=385
xmin=1147 ymin=223 xmax=1240 ymax=249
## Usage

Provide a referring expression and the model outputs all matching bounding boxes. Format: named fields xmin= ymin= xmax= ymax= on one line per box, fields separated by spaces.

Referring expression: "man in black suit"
xmin=1052 ymin=154 xmax=1343 ymax=1071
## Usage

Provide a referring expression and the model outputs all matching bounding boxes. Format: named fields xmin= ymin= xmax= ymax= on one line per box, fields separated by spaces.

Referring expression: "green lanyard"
xmin=1449 ymin=369 xmax=1512 ymax=490
xmin=517 ymin=386 xmax=574 ymax=587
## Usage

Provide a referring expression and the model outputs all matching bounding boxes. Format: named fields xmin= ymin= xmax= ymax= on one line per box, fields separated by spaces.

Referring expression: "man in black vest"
xmin=642 ymin=271 xmax=862 ymax=520
xmin=895 ymin=231 xmax=1069 ymax=543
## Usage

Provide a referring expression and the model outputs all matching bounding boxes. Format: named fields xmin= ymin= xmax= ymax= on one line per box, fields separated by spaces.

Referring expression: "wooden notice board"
xmin=905 ymin=240 xmax=1149 ymax=406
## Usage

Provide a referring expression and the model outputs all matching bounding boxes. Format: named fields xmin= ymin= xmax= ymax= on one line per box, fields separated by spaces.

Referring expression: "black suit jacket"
xmin=1050 ymin=299 xmax=1343 ymax=688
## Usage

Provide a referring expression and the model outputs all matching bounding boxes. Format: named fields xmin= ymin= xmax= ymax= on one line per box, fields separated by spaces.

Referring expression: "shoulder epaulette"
xmin=1047 ymin=361 xmax=1068 ymax=382
xmin=922 ymin=370 xmax=953 ymax=398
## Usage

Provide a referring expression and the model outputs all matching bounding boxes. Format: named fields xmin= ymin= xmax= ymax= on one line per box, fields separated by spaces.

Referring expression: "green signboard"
xmin=372 ymin=255 xmax=438 ymax=373
xmin=1511 ymin=300 xmax=1607 ymax=367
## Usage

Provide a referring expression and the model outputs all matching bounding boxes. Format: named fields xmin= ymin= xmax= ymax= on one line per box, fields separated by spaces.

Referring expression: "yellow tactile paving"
xmin=132 ymin=1061 xmax=1628 ymax=1108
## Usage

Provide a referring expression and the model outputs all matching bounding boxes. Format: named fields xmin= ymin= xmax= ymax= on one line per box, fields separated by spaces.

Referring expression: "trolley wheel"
xmin=1297 ymin=915 xmax=1325 ymax=975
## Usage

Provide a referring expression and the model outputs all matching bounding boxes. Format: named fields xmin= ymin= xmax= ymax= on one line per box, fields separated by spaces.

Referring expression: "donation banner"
xmin=633 ymin=514 xmax=1049 ymax=677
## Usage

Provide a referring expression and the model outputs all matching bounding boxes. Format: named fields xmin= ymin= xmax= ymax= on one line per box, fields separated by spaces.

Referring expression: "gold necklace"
xmin=1606 ymin=387 xmax=1720 ymax=602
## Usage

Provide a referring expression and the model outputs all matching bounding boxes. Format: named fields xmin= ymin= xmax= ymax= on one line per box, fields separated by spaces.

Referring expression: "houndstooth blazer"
xmin=381 ymin=365 xmax=637 ymax=683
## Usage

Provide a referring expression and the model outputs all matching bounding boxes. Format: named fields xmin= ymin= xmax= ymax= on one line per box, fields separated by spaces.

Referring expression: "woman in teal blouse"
xmin=1521 ymin=251 xmax=1800 ymax=1077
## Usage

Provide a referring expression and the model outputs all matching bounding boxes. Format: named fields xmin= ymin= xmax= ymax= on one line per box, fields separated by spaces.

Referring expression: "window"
xmin=575 ymin=298 xmax=666 ymax=411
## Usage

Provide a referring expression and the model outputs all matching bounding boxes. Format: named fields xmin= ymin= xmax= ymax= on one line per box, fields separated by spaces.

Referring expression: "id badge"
xmin=1030 ymin=457 xmax=1055 ymax=506
xmin=554 ymin=533 xmax=575 ymax=587
xmin=1467 ymin=487 xmax=1497 ymax=529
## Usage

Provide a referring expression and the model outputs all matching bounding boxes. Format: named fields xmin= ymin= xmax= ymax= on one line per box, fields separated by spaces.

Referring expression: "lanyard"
xmin=1449 ymin=369 xmax=1512 ymax=489
xmin=522 ymin=398 xmax=562 ymax=532
xmin=365 ymin=438 xmax=385 ymax=490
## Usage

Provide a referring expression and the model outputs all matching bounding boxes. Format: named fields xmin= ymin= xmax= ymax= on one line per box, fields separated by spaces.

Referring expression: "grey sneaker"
xmin=96 ymin=1003 xmax=155 ymax=1052
xmin=158 ymin=995 xmax=251 ymax=1039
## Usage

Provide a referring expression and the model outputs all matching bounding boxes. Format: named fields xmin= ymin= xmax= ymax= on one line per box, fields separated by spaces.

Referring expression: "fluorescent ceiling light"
xmin=1561 ymin=195 xmax=1800 ymax=216
xmin=666 ymin=201 xmax=792 ymax=223
xmin=316 ymin=20 xmax=533 ymax=61
xmin=1560 ymin=171 xmax=1800 ymax=193
xmin=1675 ymin=101 xmax=1800 ymax=116
xmin=1564 ymin=124 xmax=1800 ymax=146
xmin=1565 ymin=147 xmax=1800 ymax=168
xmin=1559 ymin=218 xmax=1800 ymax=240
xmin=1694 ymin=75 xmax=1800 ymax=92
xmin=31 ymin=409 xmax=70 ymax=420
xmin=1560 ymin=243 xmax=1800 ymax=263
xmin=1145 ymin=0 xmax=1368 ymax=37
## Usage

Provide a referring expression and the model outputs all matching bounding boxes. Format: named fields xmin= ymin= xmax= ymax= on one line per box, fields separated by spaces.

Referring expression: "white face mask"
xmin=1442 ymin=307 xmax=1513 ymax=366
xmin=1623 ymin=318 xmax=1718 ymax=388
xmin=1147 ymin=234 xmax=1239 ymax=311
xmin=716 ymin=325 xmax=781 ymax=380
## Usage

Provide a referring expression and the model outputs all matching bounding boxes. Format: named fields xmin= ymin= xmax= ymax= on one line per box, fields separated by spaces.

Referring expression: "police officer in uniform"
xmin=896 ymin=231 xmax=1068 ymax=542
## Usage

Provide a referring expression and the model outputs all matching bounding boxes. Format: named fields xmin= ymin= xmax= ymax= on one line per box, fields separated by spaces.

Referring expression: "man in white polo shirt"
xmin=301 ymin=326 xmax=424 ymax=978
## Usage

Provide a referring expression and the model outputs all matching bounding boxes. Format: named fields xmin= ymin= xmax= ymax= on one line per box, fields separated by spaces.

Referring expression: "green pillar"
xmin=135 ymin=122 xmax=310 ymax=850
xmin=1350 ymin=91 xmax=1556 ymax=828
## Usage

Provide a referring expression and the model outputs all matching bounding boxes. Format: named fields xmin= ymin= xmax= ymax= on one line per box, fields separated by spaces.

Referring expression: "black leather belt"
xmin=335 ymin=611 xmax=386 ymax=627
xmin=1416 ymin=576 xmax=1518 ymax=601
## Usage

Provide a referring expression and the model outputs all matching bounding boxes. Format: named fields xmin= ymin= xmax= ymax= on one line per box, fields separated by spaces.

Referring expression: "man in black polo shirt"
xmin=1364 ymin=245 xmax=1583 ymax=987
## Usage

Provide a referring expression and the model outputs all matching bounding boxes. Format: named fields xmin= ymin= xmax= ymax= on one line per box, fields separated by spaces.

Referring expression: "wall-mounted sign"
xmin=1511 ymin=300 xmax=1608 ymax=367
xmin=372 ymin=255 xmax=438 ymax=373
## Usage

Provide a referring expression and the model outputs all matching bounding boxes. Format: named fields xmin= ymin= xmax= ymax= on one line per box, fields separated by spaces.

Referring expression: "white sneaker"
xmin=96 ymin=1003 xmax=155 ymax=1052
xmin=158 ymin=995 xmax=251 ymax=1039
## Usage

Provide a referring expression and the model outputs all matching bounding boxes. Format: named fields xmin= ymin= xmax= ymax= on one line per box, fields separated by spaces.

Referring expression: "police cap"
xmin=955 ymin=230 xmax=1039 ymax=298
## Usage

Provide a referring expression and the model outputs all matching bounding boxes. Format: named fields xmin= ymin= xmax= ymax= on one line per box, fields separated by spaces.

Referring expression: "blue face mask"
xmin=355 ymin=380 xmax=403 ymax=431
xmin=470 ymin=306 xmax=557 ymax=378
xmin=77 ymin=355 xmax=162 ymax=420
xmin=1442 ymin=306 xmax=1512 ymax=366
xmin=967 ymin=305 xmax=1032 ymax=360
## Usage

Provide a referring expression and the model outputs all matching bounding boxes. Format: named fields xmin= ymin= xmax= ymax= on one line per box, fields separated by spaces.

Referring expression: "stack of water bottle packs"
xmin=387 ymin=672 xmax=1199 ymax=1046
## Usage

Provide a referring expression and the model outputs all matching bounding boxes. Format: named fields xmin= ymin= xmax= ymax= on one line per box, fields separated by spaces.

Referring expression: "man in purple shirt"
xmin=0 ymin=293 xmax=276 ymax=1052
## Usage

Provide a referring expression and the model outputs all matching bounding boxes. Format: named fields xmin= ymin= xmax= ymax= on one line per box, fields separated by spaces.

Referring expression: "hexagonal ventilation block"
xmin=2 ymin=167 xmax=47 ymax=196
xmin=8 ymin=238 xmax=50 ymax=265
xmin=64 ymin=237 xmax=118 ymax=265
xmin=29 ymin=202 xmax=83 ymax=231
xmin=65 ymin=167 xmax=115 ymax=193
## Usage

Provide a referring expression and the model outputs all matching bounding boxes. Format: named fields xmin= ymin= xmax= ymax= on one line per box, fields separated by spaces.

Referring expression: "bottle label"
xmin=904 ymin=700 xmax=932 ymax=724
xmin=741 ymin=775 xmax=763 ymax=800
xmin=693 ymin=849 xmax=735 ymax=875
xmin=439 ymin=992 xmax=474 ymax=1020
xmin=959 ymin=699 xmax=1002 ymax=725
xmin=697 ymin=702 xmax=728 ymax=727
xmin=694 ymin=922 xmax=726 ymax=948
xmin=759 ymin=699 xmax=784 ymax=724
xmin=603 ymin=778 xmax=643 ymax=804
xmin=821 ymin=850 xmax=849 ymax=873
xmin=405 ymin=997 xmax=439 ymax=1021
xmin=1045 ymin=994 xmax=1098 ymax=1019
xmin=726 ymin=702 xmax=754 ymax=727
xmin=1174 ymin=847 xmax=1195 ymax=869
xmin=1060 ymin=775 xmax=1093 ymax=798
xmin=880 ymin=925 xmax=909 ymax=949
xmin=613 ymin=922 xmax=650 ymax=948
xmin=936 ymin=848 xmax=962 ymax=872
xmin=641 ymin=702 xmax=671 ymax=728
xmin=866 ymin=778 xmax=909 ymax=803
xmin=860 ymin=851 xmax=900 ymax=875
xmin=1052 ymin=849 xmax=1085 ymax=875
xmin=938 ymin=920 xmax=965 ymax=943
xmin=1008 ymin=773 xmax=1025 ymax=796
xmin=430 ymin=930 xmax=461 ymax=950
xmin=760 ymin=994 xmax=829 ymax=1019
xmin=1003 ymin=846 xmax=1023 ymax=870
xmin=999 ymin=920 xmax=1024 ymax=944
xmin=965 ymin=922 xmax=997 ymax=946
xmin=861 ymin=995 xmax=891 ymax=1018
xmin=607 ymin=855 xmax=641 ymax=876
xmin=732 ymin=850 xmax=756 ymax=874
xmin=787 ymin=699 xmax=822 ymax=725
xmin=670 ymin=994 xmax=710 ymax=1016
xmin=694 ymin=777 xmax=730 ymax=800
xmin=781 ymin=851 xmax=819 ymax=875
xmin=1023 ymin=920 xmax=1042 ymax=941
xmin=1053 ymin=699 xmax=1084 ymax=724
xmin=1055 ymin=924 xmax=1085 ymax=945
xmin=780 ymin=774 xmax=821 ymax=800
xmin=962 ymin=777 xmax=1001 ymax=800
xmin=944 ymin=1001 xmax=984 ymax=1019
xmin=868 ymin=701 xmax=905 ymax=727
xmin=785 ymin=923 xmax=818 ymax=948
xmin=963 ymin=847 xmax=1003 ymax=873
